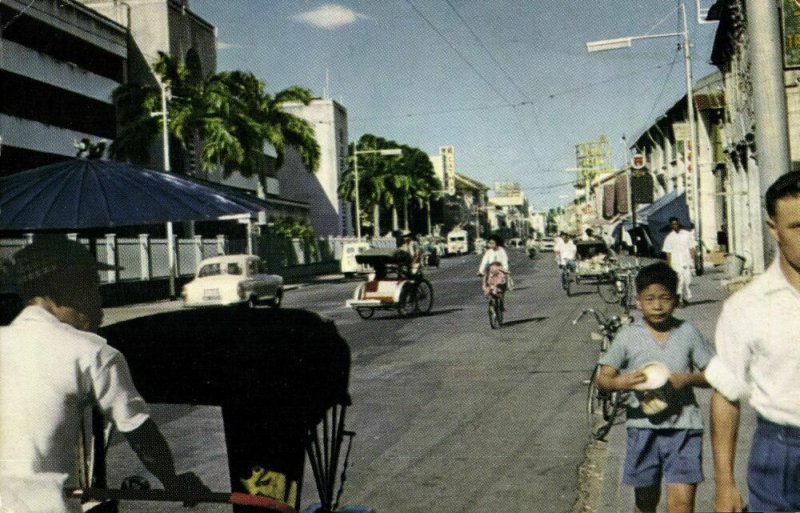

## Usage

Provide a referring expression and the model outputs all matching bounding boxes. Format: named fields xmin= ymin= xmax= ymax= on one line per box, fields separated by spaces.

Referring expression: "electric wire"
xmin=1 ymin=0 xmax=39 ymax=32
xmin=404 ymin=0 xmax=514 ymax=105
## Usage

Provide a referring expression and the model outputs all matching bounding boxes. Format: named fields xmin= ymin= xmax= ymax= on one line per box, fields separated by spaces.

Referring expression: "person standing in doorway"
xmin=662 ymin=217 xmax=696 ymax=307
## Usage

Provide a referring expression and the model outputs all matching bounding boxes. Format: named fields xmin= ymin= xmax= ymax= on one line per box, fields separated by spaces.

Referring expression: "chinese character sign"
xmin=440 ymin=145 xmax=456 ymax=195
xmin=783 ymin=0 xmax=800 ymax=68
xmin=575 ymin=135 xmax=612 ymax=186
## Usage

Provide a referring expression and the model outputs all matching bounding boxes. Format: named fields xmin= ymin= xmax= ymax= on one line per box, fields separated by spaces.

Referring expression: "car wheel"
xmin=269 ymin=289 xmax=283 ymax=308
xmin=247 ymin=296 xmax=259 ymax=309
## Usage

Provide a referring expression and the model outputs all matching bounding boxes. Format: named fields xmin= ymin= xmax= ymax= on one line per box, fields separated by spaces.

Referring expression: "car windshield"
xmin=198 ymin=263 xmax=221 ymax=277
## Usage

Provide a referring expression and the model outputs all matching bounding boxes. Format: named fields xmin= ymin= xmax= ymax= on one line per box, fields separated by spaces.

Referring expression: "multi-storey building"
xmin=0 ymin=0 xmax=127 ymax=174
xmin=276 ymin=99 xmax=352 ymax=236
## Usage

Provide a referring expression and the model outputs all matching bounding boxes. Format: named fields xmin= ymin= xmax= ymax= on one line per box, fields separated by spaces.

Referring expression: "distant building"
xmin=276 ymin=99 xmax=352 ymax=236
xmin=0 ymin=0 xmax=127 ymax=174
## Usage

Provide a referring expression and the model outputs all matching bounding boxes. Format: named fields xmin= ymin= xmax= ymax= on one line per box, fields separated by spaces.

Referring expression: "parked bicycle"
xmin=574 ymin=308 xmax=632 ymax=440
xmin=597 ymin=261 xmax=640 ymax=313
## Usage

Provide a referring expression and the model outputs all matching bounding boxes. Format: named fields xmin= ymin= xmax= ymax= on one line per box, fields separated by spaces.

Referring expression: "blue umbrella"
xmin=0 ymin=159 xmax=266 ymax=231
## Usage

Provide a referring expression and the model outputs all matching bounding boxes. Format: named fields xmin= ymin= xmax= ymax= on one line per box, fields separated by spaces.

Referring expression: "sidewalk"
xmin=596 ymin=265 xmax=757 ymax=513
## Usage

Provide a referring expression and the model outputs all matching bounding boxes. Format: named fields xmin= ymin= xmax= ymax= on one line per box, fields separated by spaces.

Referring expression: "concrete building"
xmin=277 ymin=99 xmax=352 ymax=236
xmin=78 ymin=0 xmax=216 ymax=81
xmin=0 ymin=0 xmax=127 ymax=174
xmin=627 ymin=72 xmax=726 ymax=259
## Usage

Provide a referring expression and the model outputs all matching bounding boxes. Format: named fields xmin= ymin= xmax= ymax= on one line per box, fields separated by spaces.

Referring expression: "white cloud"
xmin=292 ymin=4 xmax=367 ymax=29
xmin=217 ymin=41 xmax=243 ymax=50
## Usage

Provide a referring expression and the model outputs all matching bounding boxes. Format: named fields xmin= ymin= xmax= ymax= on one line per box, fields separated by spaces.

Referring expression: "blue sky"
xmin=190 ymin=0 xmax=719 ymax=209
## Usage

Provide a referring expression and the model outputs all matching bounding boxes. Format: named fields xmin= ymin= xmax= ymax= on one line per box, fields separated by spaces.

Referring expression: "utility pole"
xmin=746 ymin=0 xmax=790 ymax=269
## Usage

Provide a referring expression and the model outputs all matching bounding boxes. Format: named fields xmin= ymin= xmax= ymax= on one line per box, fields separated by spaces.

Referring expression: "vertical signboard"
xmin=575 ymin=135 xmax=613 ymax=186
xmin=440 ymin=146 xmax=456 ymax=195
xmin=672 ymin=121 xmax=694 ymax=208
xmin=783 ymin=0 xmax=800 ymax=68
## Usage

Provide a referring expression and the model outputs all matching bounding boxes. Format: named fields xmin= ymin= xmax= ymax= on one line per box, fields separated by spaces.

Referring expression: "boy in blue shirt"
xmin=597 ymin=262 xmax=713 ymax=513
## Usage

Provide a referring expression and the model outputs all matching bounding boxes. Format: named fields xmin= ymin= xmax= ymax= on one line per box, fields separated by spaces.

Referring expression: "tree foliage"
xmin=110 ymin=53 xmax=320 ymax=178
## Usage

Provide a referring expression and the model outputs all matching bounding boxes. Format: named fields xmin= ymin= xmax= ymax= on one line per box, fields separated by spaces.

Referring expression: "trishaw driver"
xmin=0 ymin=237 xmax=207 ymax=512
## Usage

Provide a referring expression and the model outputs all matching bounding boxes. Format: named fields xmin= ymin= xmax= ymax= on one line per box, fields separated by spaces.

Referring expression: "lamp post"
xmin=587 ymin=0 xmax=700 ymax=247
xmin=351 ymin=146 xmax=402 ymax=240
xmin=151 ymin=76 xmax=177 ymax=298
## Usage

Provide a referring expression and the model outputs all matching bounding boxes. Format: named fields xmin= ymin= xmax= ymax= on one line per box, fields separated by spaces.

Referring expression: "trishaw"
xmin=345 ymin=248 xmax=434 ymax=319
xmin=565 ymin=240 xmax=615 ymax=297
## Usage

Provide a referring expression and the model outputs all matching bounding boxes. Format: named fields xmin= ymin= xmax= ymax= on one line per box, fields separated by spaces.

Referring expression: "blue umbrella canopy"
xmin=0 ymin=159 xmax=266 ymax=231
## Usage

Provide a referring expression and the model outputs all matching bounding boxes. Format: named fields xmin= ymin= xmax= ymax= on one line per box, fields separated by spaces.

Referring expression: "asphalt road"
xmin=102 ymin=249 xmax=629 ymax=513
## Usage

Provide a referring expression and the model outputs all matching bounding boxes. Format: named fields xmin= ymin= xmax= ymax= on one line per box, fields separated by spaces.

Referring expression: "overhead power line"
xmin=404 ymin=0 xmax=514 ymax=104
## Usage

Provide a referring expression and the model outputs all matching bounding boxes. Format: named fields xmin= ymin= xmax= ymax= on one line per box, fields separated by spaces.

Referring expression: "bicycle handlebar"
xmin=572 ymin=308 xmax=607 ymax=325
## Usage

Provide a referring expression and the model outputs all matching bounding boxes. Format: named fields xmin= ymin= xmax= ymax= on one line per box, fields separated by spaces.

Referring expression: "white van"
xmin=446 ymin=228 xmax=469 ymax=255
xmin=340 ymin=242 xmax=372 ymax=277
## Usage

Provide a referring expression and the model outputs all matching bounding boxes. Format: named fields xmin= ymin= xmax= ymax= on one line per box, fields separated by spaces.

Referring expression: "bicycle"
xmin=482 ymin=263 xmax=508 ymax=329
xmin=596 ymin=262 xmax=639 ymax=313
xmin=573 ymin=308 xmax=632 ymax=440
xmin=560 ymin=260 xmax=576 ymax=294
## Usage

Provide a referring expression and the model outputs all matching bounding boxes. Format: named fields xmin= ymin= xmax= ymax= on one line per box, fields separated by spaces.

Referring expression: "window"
xmin=198 ymin=263 xmax=221 ymax=277
xmin=227 ymin=263 xmax=243 ymax=275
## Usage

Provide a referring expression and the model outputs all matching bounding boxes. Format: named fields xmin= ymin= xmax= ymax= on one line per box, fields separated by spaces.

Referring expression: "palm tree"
xmin=110 ymin=53 xmax=319 ymax=178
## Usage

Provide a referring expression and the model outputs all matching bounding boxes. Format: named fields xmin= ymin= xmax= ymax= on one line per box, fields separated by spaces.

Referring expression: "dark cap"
xmin=12 ymin=237 xmax=120 ymax=284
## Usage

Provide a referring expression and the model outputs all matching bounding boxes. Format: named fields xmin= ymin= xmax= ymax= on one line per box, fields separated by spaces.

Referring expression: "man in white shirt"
xmin=554 ymin=232 xmax=566 ymax=266
xmin=704 ymin=171 xmax=800 ymax=513
xmin=0 ymin=237 xmax=206 ymax=512
xmin=559 ymin=234 xmax=578 ymax=268
xmin=662 ymin=217 xmax=696 ymax=306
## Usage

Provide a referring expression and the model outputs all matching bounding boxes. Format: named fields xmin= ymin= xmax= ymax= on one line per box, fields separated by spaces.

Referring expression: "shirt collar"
xmin=763 ymin=258 xmax=798 ymax=295
xmin=12 ymin=304 xmax=61 ymax=325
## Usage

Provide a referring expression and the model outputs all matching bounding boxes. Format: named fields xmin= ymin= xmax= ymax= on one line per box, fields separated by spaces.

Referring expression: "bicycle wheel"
xmin=597 ymin=278 xmax=622 ymax=304
xmin=497 ymin=294 xmax=504 ymax=325
xmin=488 ymin=297 xmax=500 ymax=329
xmin=566 ymin=277 xmax=575 ymax=297
xmin=413 ymin=278 xmax=434 ymax=314
xmin=397 ymin=286 xmax=415 ymax=317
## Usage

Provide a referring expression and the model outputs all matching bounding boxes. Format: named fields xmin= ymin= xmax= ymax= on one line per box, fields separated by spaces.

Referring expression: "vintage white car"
xmin=182 ymin=254 xmax=284 ymax=308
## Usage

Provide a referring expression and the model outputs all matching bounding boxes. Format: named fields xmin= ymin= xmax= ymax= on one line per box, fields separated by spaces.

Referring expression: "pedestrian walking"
xmin=662 ymin=217 xmax=696 ymax=307
xmin=596 ymin=261 xmax=713 ymax=513
xmin=0 ymin=237 xmax=207 ymax=512
xmin=705 ymin=171 xmax=800 ymax=513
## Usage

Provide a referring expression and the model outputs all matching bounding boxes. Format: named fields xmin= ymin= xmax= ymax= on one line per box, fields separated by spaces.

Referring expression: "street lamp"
xmin=150 ymin=76 xmax=178 ymax=298
xmin=351 ymin=146 xmax=402 ymax=240
xmin=587 ymin=1 xmax=700 ymax=246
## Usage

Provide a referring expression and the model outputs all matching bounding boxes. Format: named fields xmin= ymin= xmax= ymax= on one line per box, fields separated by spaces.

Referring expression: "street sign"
xmin=631 ymin=153 xmax=646 ymax=169
xmin=782 ymin=0 xmax=800 ymax=68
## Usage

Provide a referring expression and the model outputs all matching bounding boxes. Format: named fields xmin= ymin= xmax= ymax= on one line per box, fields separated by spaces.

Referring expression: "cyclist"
xmin=559 ymin=233 xmax=578 ymax=285
xmin=478 ymin=234 xmax=509 ymax=299
xmin=398 ymin=231 xmax=422 ymax=276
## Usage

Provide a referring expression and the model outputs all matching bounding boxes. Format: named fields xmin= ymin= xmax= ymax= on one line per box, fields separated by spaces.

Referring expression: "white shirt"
xmin=705 ymin=260 xmax=800 ymax=426
xmin=662 ymin=229 xmax=694 ymax=268
xmin=478 ymin=247 xmax=509 ymax=274
xmin=0 ymin=306 xmax=150 ymax=489
xmin=559 ymin=241 xmax=577 ymax=265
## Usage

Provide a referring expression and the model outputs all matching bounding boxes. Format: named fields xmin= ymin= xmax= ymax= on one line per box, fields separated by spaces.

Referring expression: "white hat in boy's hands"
xmin=631 ymin=361 xmax=670 ymax=391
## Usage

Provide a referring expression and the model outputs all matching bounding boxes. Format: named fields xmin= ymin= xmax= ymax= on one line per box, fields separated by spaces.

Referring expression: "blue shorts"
xmin=623 ymin=428 xmax=704 ymax=488
xmin=747 ymin=416 xmax=800 ymax=512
